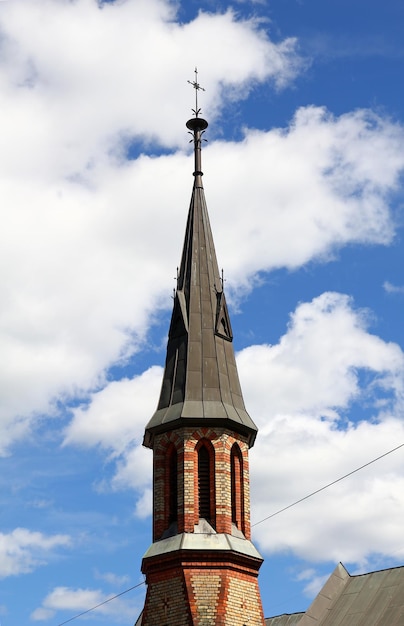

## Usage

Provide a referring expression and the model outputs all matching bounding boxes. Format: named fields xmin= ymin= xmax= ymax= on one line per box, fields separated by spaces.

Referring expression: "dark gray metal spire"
xmin=143 ymin=74 xmax=257 ymax=448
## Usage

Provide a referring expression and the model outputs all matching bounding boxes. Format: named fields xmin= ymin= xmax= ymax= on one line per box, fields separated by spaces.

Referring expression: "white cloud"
xmin=384 ymin=281 xmax=404 ymax=294
xmin=0 ymin=0 xmax=300 ymax=453
xmin=94 ymin=569 xmax=130 ymax=587
xmin=251 ymin=416 xmax=404 ymax=564
xmin=208 ymin=107 xmax=404 ymax=288
xmin=111 ymin=446 xmax=153 ymax=495
xmin=133 ymin=487 xmax=153 ymax=519
xmin=296 ymin=569 xmax=329 ymax=598
xmin=30 ymin=608 xmax=54 ymax=621
xmin=64 ymin=367 xmax=162 ymax=454
xmin=238 ymin=293 xmax=404 ymax=568
xmin=31 ymin=585 xmax=138 ymax=622
xmin=63 ymin=368 xmax=157 ymax=511
xmin=0 ymin=528 xmax=71 ymax=578
xmin=238 ymin=292 xmax=404 ymax=422
xmin=0 ymin=0 xmax=300 ymax=179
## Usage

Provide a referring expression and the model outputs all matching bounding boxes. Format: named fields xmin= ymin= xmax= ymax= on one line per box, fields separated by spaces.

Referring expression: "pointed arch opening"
xmin=231 ymin=443 xmax=245 ymax=534
xmin=166 ymin=443 xmax=178 ymax=527
xmin=196 ymin=439 xmax=215 ymax=527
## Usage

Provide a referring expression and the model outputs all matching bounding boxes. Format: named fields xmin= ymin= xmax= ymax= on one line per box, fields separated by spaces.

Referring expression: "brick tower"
xmin=140 ymin=76 xmax=265 ymax=626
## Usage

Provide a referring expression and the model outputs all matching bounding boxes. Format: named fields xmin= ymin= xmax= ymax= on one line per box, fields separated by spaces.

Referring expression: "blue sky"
xmin=1 ymin=0 xmax=404 ymax=623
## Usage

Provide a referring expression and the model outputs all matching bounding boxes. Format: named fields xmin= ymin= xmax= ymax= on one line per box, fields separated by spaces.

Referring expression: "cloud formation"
xmin=239 ymin=291 xmax=403 ymax=421
xmin=0 ymin=0 xmax=300 ymax=173
xmin=0 ymin=0 xmax=301 ymax=452
xmin=31 ymin=584 xmax=137 ymax=622
xmin=0 ymin=528 xmax=70 ymax=579
xmin=243 ymin=293 xmax=404 ymax=568
xmin=384 ymin=281 xmax=404 ymax=294
xmin=208 ymin=107 xmax=404 ymax=285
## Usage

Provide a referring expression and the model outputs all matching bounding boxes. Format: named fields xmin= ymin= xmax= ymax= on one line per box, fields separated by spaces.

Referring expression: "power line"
xmin=56 ymin=581 xmax=145 ymax=626
xmin=252 ymin=441 xmax=404 ymax=528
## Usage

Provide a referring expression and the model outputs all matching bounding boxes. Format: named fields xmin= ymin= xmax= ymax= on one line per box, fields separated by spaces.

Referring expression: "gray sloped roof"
xmin=267 ymin=562 xmax=404 ymax=626
xmin=265 ymin=613 xmax=305 ymax=626
xmin=318 ymin=564 xmax=404 ymax=625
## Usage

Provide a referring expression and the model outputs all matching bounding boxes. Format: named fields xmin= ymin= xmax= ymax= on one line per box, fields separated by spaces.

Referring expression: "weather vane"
xmin=187 ymin=67 xmax=205 ymax=118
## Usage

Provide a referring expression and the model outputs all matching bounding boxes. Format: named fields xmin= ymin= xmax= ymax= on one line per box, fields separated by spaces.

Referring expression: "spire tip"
xmin=187 ymin=69 xmax=208 ymax=179
xmin=187 ymin=67 xmax=206 ymax=119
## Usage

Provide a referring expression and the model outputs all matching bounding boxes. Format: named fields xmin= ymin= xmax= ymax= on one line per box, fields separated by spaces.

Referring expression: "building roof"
xmin=143 ymin=116 xmax=257 ymax=448
xmin=265 ymin=614 xmax=305 ymax=626
xmin=266 ymin=562 xmax=404 ymax=626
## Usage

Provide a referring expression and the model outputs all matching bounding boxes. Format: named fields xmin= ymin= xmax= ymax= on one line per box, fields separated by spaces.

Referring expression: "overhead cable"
xmin=56 ymin=581 xmax=145 ymax=626
xmin=252 ymin=441 xmax=404 ymax=527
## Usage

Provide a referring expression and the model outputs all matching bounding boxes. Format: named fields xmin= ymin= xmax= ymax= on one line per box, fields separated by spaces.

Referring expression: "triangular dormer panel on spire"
xmin=215 ymin=289 xmax=233 ymax=341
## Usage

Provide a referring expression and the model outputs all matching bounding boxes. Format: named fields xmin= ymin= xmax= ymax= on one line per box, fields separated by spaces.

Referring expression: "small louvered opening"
xmin=168 ymin=448 xmax=178 ymax=523
xmin=231 ymin=444 xmax=244 ymax=531
xmin=198 ymin=446 xmax=211 ymax=520
xmin=231 ymin=453 xmax=237 ymax=524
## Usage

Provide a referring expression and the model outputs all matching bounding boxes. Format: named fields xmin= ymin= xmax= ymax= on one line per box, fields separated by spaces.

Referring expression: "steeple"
xmin=139 ymin=74 xmax=265 ymax=626
xmin=144 ymin=72 xmax=257 ymax=450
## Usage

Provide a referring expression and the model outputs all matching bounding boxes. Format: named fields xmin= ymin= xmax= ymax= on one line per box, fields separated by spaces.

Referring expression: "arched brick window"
xmin=231 ymin=443 xmax=244 ymax=533
xmin=166 ymin=443 xmax=178 ymax=526
xmin=197 ymin=440 xmax=215 ymax=526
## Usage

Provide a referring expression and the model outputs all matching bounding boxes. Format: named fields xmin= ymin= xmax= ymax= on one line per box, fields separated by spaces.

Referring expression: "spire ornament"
xmin=186 ymin=68 xmax=208 ymax=180
xmin=187 ymin=67 xmax=205 ymax=118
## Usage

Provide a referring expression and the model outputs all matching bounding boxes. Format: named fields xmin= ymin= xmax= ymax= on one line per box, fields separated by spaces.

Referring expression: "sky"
xmin=1 ymin=0 xmax=404 ymax=623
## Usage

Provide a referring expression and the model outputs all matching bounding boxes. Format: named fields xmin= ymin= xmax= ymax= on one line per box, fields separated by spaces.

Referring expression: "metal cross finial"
xmin=187 ymin=67 xmax=205 ymax=118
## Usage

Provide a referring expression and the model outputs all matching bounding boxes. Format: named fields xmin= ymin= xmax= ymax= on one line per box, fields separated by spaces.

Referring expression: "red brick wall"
xmin=152 ymin=427 xmax=251 ymax=541
xmin=141 ymin=565 xmax=190 ymax=625
xmin=142 ymin=552 xmax=265 ymax=626
xmin=143 ymin=426 xmax=263 ymax=625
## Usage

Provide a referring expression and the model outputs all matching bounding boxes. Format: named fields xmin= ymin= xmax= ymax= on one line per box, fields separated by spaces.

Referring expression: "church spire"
xmin=139 ymin=75 xmax=265 ymax=626
xmin=143 ymin=72 xmax=257 ymax=449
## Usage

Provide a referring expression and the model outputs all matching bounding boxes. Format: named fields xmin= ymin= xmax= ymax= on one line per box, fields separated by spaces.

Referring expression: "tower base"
xmin=140 ymin=533 xmax=265 ymax=626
